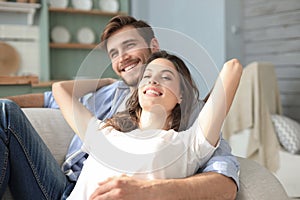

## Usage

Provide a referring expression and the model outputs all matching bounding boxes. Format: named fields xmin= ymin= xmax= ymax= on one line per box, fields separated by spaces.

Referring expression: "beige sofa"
xmin=3 ymin=108 xmax=289 ymax=200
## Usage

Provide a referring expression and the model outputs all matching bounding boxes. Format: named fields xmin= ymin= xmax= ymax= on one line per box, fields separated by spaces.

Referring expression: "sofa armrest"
xmin=22 ymin=108 xmax=74 ymax=165
xmin=237 ymin=157 xmax=289 ymax=200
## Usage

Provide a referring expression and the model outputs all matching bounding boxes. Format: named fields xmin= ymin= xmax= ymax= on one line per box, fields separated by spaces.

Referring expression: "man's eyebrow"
xmin=122 ymin=39 xmax=138 ymax=45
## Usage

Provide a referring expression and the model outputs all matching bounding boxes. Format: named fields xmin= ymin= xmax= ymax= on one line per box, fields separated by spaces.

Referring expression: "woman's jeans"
xmin=0 ymin=99 xmax=71 ymax=200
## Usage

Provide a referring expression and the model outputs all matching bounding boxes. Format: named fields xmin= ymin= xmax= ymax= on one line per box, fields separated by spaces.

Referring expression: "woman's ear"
xmin=178 ymin=95 xmax=183 ymax=104
xmin=150 ymin=38 xmax=160 ymax=52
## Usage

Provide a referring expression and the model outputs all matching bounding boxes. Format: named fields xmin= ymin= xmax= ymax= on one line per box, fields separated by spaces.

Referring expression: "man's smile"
xmin=120 ymin=59 xmax=140 ymax=72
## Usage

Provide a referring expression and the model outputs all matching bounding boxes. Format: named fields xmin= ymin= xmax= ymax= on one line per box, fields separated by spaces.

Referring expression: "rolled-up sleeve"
xmin=197 ymin=136 xmax=240 ymax=189
xmin=44 ymin=91 xmax=59 ymax=109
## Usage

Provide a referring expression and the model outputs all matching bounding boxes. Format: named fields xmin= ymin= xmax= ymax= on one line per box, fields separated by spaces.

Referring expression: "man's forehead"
xmin=106 ymin=27 xmax=143 ymax=47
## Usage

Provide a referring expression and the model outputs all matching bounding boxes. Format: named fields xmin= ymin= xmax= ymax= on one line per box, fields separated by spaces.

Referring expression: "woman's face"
xmin=138 ymin=58 xmax=182 ymax=114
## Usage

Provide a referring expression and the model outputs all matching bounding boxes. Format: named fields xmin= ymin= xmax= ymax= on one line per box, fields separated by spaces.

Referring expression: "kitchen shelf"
xmin=49 ymin=7 xmax=125 ymax=16
xmin=0 ymin=2 xmax=41 ymax=25
xmin=50 ymin=43 xmax=99 ymax=49
xmin=47 ymin=1 xmax=129 ymax=80
xmin=0 ymin=75 xmax=38 ymax=85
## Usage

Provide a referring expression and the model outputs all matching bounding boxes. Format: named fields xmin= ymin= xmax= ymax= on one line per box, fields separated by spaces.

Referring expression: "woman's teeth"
xmin=145 ymin=89 xmax=161 ymax=96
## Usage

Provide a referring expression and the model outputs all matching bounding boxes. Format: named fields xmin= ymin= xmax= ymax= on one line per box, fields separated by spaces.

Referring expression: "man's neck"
xmin=129 ymin=86 xmax=137 ymax=94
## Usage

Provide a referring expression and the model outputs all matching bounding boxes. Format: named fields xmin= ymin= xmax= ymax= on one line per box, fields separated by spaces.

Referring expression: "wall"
xmin=131 ymin=0 xmax=300 ymax=122
xmin=242 ymin=0 xmax=300 ymax=122
xmin=131 ymin=0 xmax=244 ymax=97
xmin=131 ymin=0 xmax=227 ymax=70
xmin=225 ymin=0 xmax=243 ymax=63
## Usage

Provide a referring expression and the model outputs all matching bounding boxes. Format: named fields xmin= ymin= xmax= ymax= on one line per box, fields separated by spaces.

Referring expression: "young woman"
xmin=53 ymin=51 xmax=242 ymax=199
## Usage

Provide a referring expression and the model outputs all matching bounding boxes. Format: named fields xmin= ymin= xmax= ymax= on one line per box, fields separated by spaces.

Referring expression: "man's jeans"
xmin=0 ymin=99 xmax=71 ymax=200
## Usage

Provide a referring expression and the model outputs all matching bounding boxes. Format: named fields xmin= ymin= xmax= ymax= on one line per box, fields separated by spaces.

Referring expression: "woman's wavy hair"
xmin=104 ymin=51 xmax=200 ymax=132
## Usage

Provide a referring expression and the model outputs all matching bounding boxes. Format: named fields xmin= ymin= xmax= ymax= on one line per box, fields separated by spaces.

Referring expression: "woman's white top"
xmin=67 ymin=117 xmax=218 ymax=199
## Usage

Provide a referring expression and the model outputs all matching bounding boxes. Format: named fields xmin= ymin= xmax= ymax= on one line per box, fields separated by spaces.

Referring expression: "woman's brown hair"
xmin=103 ymin=51 xmax=200 ymax=132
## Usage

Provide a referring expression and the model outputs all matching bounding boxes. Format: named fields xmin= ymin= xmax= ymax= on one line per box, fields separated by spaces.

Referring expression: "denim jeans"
xmin=0 ymin=99 xmax=71 ymax=200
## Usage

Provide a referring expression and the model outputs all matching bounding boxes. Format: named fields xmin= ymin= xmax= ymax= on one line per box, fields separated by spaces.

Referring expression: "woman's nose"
xmin=148 ymin=78 xmax=158 ymax=85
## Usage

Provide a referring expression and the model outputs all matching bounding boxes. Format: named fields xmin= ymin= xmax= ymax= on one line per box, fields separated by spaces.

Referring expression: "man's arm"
xmin=89 ymin=172 xmax=236 ymax=200
xmin=5 ymin=93 xmax=44 ymax=108
xmin=153 ymin=172 xmax=237 ymax=200
xmin=89 ymin=138 xmax=239 ymax=200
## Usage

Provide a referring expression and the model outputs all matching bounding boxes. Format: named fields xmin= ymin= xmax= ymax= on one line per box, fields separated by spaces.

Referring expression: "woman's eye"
xmin=127 ymin=43 xmax=135 ymax=49
xmin=162 ymin=76 xmax=171 ymax=80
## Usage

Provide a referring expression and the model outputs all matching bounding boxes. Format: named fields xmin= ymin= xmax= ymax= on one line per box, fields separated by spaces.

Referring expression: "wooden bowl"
xmin=0 ymin=42 xmax=20 ymax=76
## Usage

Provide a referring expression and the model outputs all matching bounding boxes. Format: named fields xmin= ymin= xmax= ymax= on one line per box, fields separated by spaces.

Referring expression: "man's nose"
xmin=119 ymin=51 xmax=129 ymax=62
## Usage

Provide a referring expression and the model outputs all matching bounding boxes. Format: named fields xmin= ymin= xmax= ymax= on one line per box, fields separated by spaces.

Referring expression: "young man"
xmin=4 ymin=16 xmax=239 ymax=199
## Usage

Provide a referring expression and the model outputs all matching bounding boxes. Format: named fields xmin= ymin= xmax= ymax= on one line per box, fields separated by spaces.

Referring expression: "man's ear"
xmin=150 ymin=38 xmax=160 ymax=52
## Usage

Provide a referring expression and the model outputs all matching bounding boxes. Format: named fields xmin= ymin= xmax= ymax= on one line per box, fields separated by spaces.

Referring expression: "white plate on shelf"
xmin=99 ymin=0 xmax=119 ymax=12
xmin=49 ymin=0 xmax=68 ymax=8
xmin=51 ymin=26 xmax=71 ymax=43
xmin=77 ymin=27 xmax=95 ymax=44
xmin=72 ymin=0 xmax=93 ymax=10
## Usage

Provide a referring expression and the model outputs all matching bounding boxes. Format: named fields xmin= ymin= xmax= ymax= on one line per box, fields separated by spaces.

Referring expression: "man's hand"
xmin=89 ymin=175 xmax=160 ymax=200
xmin=89 ymin=172 xmax=237 ymax=200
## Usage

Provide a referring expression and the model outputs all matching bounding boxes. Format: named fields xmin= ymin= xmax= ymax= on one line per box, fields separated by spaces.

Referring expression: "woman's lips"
xmin=144 ymin=87 xmax=163 ymax=96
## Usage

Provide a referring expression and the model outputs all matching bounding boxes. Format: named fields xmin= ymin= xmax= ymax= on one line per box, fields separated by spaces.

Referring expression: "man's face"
xmin=106 ymin=26 xmax=153 ymax=86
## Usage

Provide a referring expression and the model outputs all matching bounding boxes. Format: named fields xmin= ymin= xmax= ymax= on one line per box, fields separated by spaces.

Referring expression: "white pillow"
xmin=271 ymin=114 xmax=300 ymax=154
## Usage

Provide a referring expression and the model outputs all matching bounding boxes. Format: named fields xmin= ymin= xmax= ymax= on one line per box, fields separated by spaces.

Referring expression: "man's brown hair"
xmin=100 ymin=15 xmax=155 ymax=50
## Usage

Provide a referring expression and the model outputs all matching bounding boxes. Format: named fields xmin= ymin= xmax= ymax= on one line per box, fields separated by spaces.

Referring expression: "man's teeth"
xmin=123 ymin=64 xmax=135 ymax=72
xmin=146 ymin=90 xmax=161 ymax=96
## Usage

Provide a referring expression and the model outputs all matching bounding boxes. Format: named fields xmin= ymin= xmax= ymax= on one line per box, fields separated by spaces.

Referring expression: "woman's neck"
xmin=139 ymin=105 xmax=171 ymax=130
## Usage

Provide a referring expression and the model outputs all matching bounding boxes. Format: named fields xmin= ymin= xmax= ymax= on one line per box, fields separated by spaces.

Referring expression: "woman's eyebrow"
xmin=161 ymin=69 xmax=176 ymax=77
xmin=145 ymin=68 xmax=176 ymax=77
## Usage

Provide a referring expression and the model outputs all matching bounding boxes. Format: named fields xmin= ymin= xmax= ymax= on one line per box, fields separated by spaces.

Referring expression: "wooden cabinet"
xmin=0 ymin=1 xmax=129 ymax=97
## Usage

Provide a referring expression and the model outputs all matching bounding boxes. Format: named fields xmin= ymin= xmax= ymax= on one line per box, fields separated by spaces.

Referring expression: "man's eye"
xmin=110 ymin=52 xmax=118 ymax=59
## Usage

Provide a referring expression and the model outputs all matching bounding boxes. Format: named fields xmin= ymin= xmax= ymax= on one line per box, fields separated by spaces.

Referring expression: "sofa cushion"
xmin=22 ymin=108 xmax=75 ymax=165
xmin=236 ymin=157 xmax=289 ymax=200
xmin=271 ymin=114 xmax=300 ymax=154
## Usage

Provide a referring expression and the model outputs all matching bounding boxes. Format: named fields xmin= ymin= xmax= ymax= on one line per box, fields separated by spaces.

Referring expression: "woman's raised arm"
xmin=199 ymin=59 xmax=243 ymax=146
xmin=53 ymin=78 xmax=116 ymax=140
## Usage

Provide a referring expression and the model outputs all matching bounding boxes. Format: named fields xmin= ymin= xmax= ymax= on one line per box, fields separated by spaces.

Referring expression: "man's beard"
xmin=120 ymin=48 xmax=151 ymax=87
xmin=122 ymin=76 xmax=139 ymax=87
xmin=122 ymin=64 xmax=146 ymax=87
